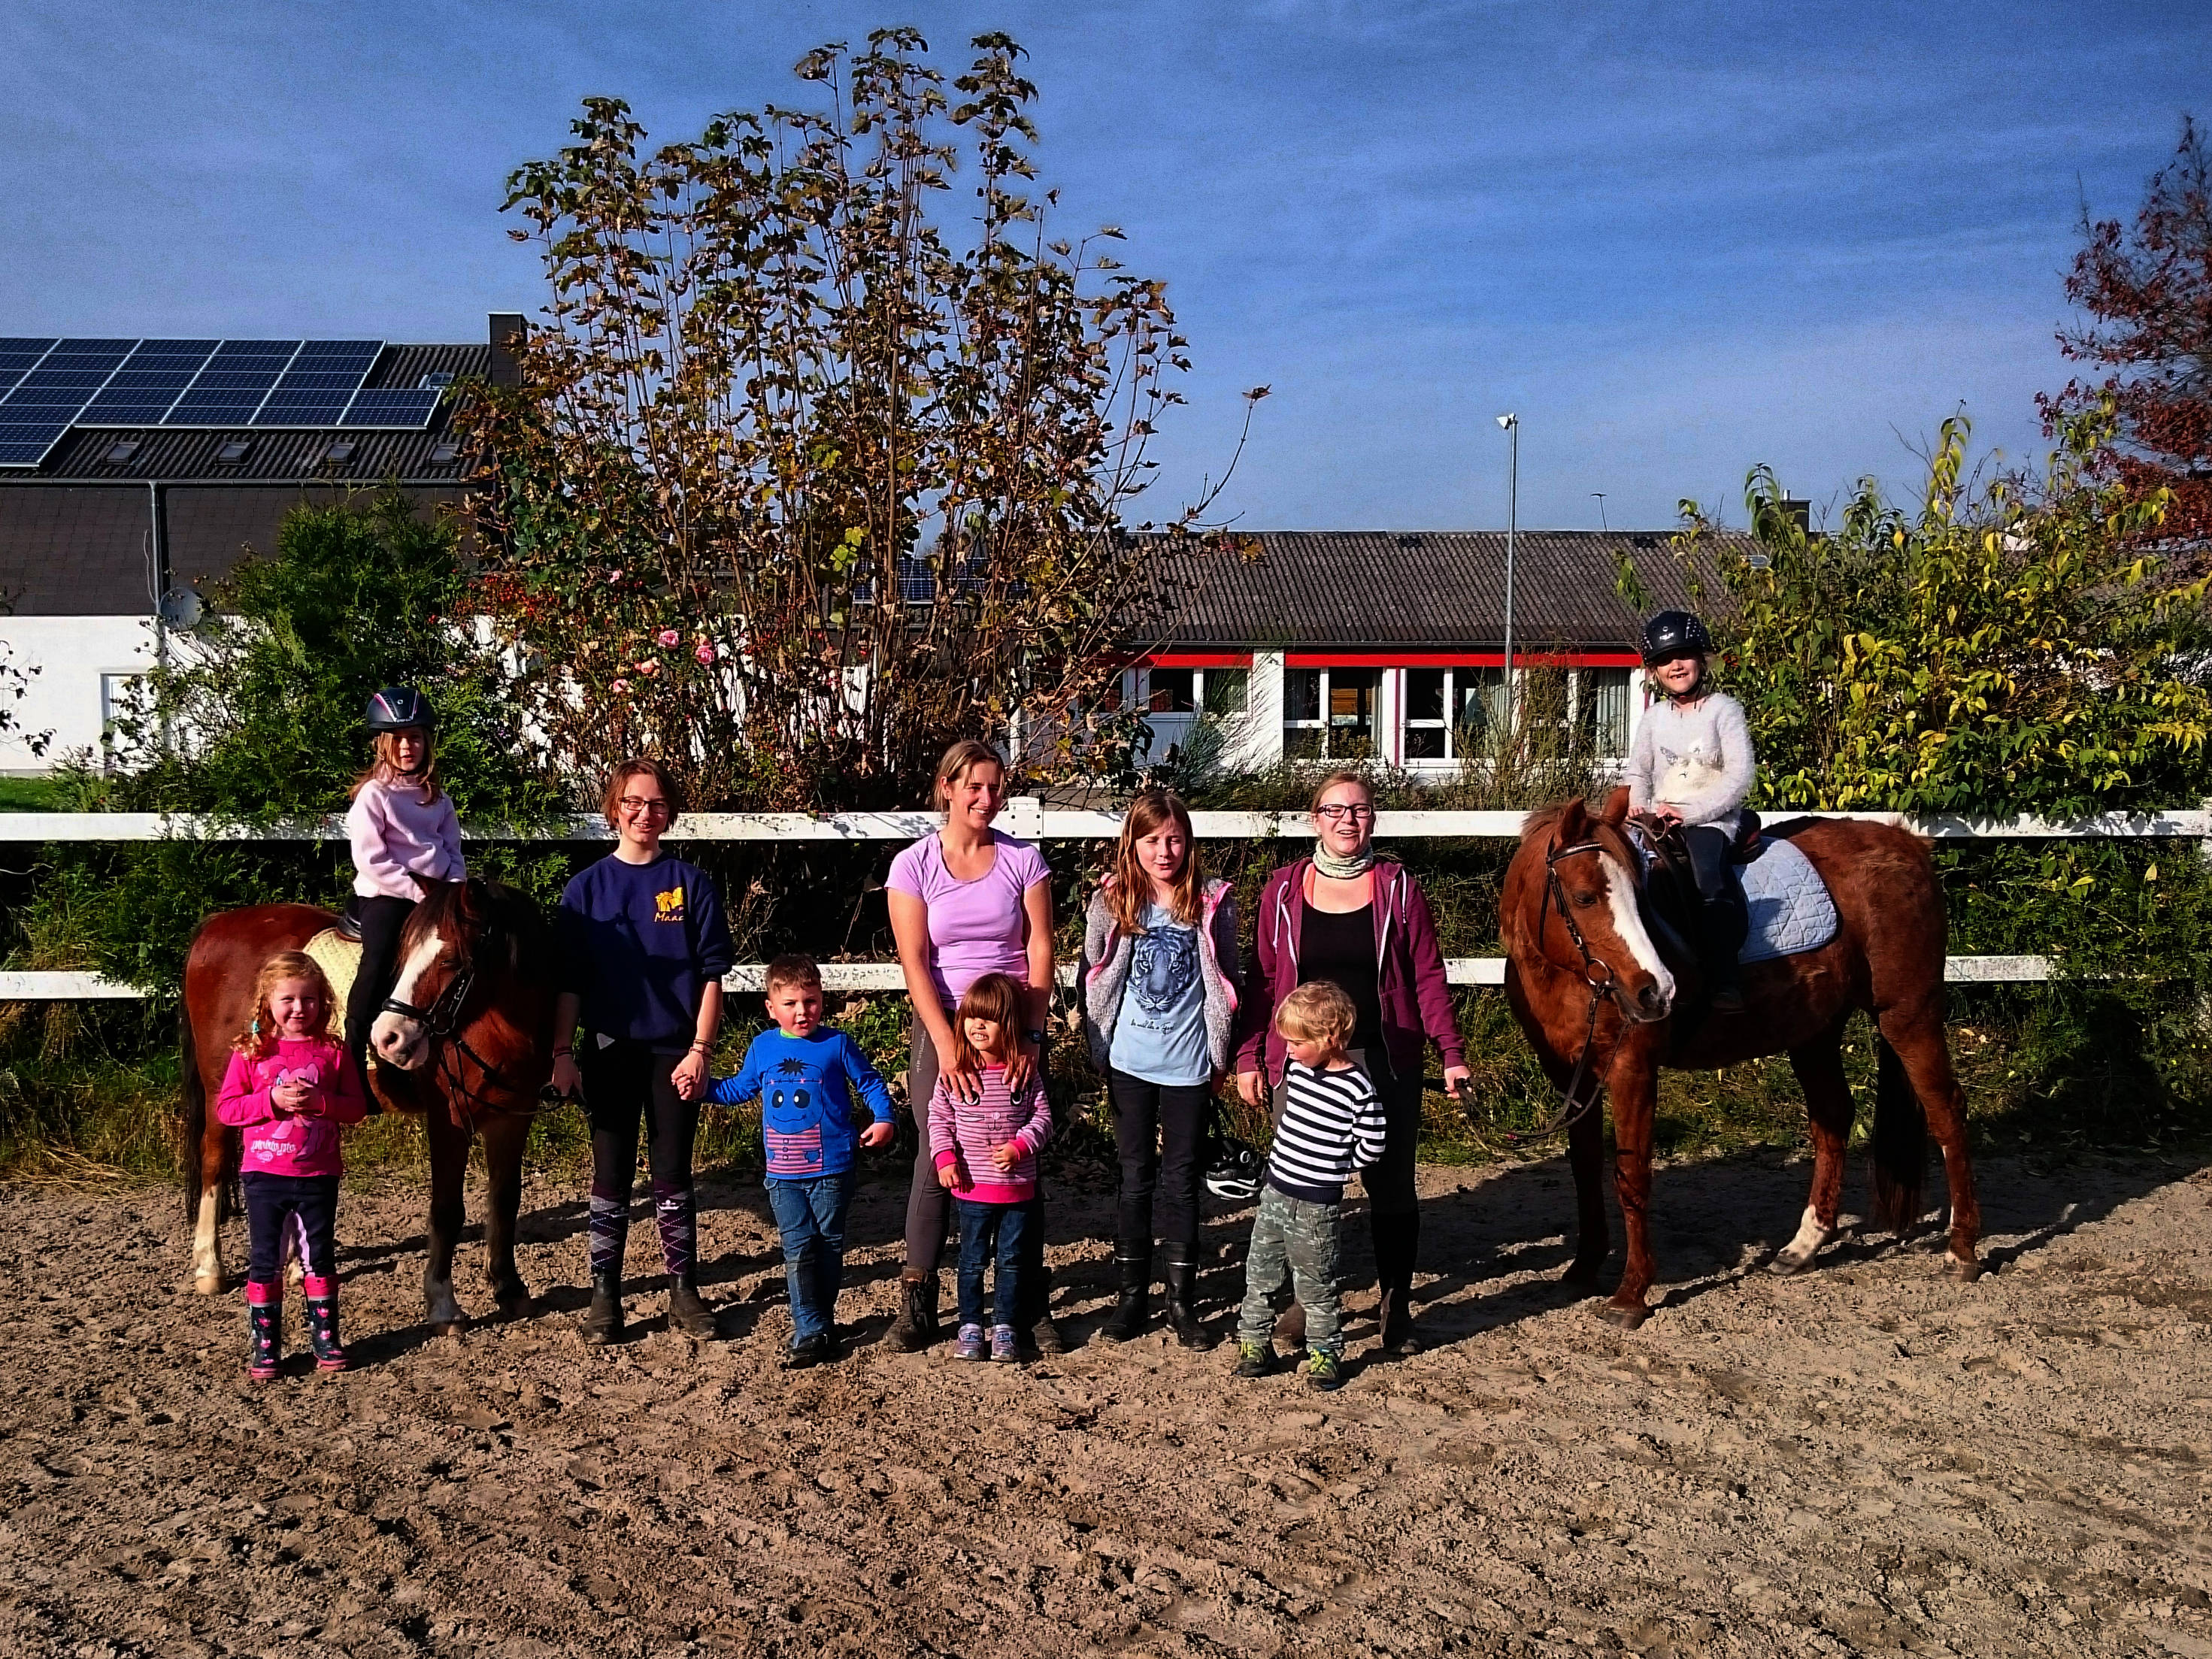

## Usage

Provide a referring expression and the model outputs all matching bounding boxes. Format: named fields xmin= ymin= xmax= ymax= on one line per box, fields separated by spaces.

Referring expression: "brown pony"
xmin=180 ymin=879 xmax=556 ymax=1335
xmin=1501 ymin=789 xmax=1980 ymax=1328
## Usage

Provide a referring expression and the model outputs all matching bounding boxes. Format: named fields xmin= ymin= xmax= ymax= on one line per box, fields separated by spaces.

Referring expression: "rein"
xmin=380 ymin=914 xmax=527 ymax=1126
xmin=1518 ymin=837 xmax=1626 ymax=1141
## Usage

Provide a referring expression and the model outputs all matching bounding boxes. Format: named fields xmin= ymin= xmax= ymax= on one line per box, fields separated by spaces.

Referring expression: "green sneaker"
xmin=1232 ymin=1340 xmax=1276 ymax=1379
xmin=1302 ymin=1349 xmax=1344 ymax=1392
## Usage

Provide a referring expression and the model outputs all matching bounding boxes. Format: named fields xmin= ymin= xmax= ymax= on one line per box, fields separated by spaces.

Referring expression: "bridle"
xmin=1523 ymin=834 xmax=1638 ymax=1140
xmin=379 ymin=902 xmax=526 ymax=1125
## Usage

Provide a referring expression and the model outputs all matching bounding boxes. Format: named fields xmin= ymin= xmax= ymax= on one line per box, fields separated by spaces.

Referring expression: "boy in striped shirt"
xmin=1233 ymin=981 xmax=1385 ymax=1391
xmin=708 ymin=955 xmax=895 ymax=1369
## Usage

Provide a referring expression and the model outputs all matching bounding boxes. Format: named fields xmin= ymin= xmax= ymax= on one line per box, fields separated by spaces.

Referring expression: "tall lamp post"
xmin=1496 ymin=413 xmax=1518 ymax=730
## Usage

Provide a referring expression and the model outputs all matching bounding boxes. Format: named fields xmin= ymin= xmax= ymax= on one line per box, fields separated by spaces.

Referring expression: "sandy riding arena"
xmin=2 ymin=1152 xmax=2207 ymax=1657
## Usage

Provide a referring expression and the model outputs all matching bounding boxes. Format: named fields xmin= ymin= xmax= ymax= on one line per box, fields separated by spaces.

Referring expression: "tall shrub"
xmin=467 ymin=30 xmax=1244 ymax=810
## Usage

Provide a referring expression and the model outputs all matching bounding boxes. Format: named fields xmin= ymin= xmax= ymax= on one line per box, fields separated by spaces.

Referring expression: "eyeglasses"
xmin=618 ymin=796 xmax=671 ymax=816
xmin=1314 ymin=804 xmax=1374 ymax=824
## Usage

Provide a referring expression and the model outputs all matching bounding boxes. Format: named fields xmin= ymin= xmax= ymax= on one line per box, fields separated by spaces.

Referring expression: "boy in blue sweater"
xmin=709 ymin=955 xmax=895 ymax=1367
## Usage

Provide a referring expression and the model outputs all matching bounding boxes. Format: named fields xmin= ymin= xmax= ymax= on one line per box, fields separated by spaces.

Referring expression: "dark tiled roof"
xmin=25 ymin=424 xmax=470 ymax=485
xmin=167 ymin=486 xmax=470 ymax=595
xmin=363 ymin=343 xmax=489 ymax=391
xmin=1137 ymin=530 xmax=1747 ymax=652
xmin=0 ymin=486 xmax=155 ymax=616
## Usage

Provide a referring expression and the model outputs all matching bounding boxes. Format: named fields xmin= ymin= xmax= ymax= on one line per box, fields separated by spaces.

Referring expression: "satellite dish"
xmin=157 ymin=587 xmax=203 ymax=631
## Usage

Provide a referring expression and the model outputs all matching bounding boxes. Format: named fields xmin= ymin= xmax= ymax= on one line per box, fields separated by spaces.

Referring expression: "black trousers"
xmin=581 ymin=1039 xmax=701 ymax=1277
xmin=344 ymin=894 xmax=416 ymax=1082
xmin=1681 ymin=825 xmax=1748 ymax=961
xmin=244 ymin=1171 xmax=339 ymax=1284
xmin=1108 ymin=1070 xmax=1212 ymax=1251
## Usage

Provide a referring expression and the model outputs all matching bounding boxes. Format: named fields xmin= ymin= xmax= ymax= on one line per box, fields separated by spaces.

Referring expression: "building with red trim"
xmin=1117 ymin=529 xmax=1747 ymax=774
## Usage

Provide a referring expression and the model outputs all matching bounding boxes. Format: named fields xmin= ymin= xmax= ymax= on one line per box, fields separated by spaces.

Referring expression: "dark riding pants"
xmin=345 ymin=894 xmax=415 ymax=1087
xmin=581 ymin=1039 xmax=700 ymax=1280
xmin=1681 ymin=825 xmax=1748 ymax=965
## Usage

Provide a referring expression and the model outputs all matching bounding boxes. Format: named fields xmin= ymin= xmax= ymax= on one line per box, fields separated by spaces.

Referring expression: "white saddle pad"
xmin=1738 ymin=837 xmax=1839 ymax=964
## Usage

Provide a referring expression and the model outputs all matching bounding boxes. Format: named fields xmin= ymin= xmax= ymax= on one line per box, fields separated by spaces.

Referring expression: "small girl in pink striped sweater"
xmin=931 ymin=973 xmax=1053 ymax=1364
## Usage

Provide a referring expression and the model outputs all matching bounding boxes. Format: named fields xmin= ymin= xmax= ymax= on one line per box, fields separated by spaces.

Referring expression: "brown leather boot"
xmin=889 ymin=1272 xmax=938 ymax=1352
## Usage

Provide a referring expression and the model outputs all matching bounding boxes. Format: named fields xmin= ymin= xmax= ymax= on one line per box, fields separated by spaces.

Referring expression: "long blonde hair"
xmin=350 ymin=728 xmax=444 ymax=806
xmin=234 ymin=951 xmax=338 ymax=1059
xmin=1108 ymin=786 xmax=1203 ymax=933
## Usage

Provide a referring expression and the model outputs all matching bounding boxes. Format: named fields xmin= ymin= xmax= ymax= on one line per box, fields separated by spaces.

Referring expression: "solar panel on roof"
xmin=342 ymin=387 xmax=440 ymax=428
xmin=0 ymin=335 xmax=395 ymax=459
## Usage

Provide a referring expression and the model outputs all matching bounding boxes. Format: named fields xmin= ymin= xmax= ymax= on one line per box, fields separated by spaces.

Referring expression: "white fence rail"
xmin=0 ymin=800 xmax=2176 ymax=999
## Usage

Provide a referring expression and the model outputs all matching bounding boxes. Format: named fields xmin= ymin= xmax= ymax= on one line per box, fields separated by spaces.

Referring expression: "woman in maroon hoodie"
xmin=1235 ymin=770 xmax=1468 ymax=1358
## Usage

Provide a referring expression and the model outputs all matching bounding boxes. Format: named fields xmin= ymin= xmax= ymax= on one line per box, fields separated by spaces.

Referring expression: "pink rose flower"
xmin=637 ymin=658 xmax=659 ymax=677
xmin=694 ymin=643 xmax=715 ymax=666
xmin=657 ymin=628 xmax=680 ymax=648
xmin=611 ymin=678 xmax=629 ymax=693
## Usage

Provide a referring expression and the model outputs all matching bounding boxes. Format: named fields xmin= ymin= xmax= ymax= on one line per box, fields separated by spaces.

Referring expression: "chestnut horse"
xmin=1501 ymin=790 xmax=1980 ymax=1328
xmin=180 ymin=879 xmax=556 ymax=1334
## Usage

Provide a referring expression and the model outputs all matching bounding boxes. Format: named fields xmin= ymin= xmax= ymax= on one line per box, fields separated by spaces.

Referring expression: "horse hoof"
xmin=1945 ymin=1255 xmax=1983 ymax=1283
xmin=192 ymin=1275 xmax=223 ymax=1297
xmin=1561 ymin=1261 xmax=1605 ymax=1294
xmin=432 ymin=1319 xmax=468 ymax=1340
xmin=1594 ymin=1300 xmax=1650 ymax=1330
xmin=495 ymin=1293 xmax=534 ymax=1319
xmin=1767 ymin=1250 xmax=1814 ymax=1277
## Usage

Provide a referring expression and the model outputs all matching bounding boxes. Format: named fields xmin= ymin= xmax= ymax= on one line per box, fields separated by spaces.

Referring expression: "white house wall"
xmin=0 ymin=614 xmax=156 ymax=770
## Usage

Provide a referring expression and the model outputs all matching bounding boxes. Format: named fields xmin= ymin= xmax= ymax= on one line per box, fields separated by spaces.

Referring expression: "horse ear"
xmin=1556 ymin=796 xmax=1590 ymax=843
xmin=1601 ymin=785 xmax=1632 ymax=826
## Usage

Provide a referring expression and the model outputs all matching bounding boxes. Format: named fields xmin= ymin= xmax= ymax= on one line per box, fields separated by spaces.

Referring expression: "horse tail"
xmin=179 ymin=995 xmax=208 ymax=1228
xmin=1868 ymin=1031 xmax=1926 ymax=1234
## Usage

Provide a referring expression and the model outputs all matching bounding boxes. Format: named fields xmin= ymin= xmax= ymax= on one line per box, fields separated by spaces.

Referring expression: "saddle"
xmin=303 ymin=926 xmax=364 ymax=1018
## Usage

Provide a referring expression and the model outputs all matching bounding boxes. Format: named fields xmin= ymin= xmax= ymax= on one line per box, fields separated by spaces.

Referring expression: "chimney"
xmin=488 ymin=313 xmax=526 ymax=388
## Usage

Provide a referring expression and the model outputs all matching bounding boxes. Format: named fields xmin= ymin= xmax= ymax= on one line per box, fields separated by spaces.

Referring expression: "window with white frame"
xmin=1284 ymin=666 xmax=1380 ymax=760
xmin=1575 ymin=668 xmax=1632 ymax=757
xmin=1138 ymin=665 xmax=1249 ymax=719
xmin=1402 ymin=666 xmax=1508 ymax=761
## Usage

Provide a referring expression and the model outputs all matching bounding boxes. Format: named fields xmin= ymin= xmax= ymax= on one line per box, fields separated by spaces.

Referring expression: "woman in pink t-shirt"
xmin=884 ymin=740 xmax=1055 ymax=1353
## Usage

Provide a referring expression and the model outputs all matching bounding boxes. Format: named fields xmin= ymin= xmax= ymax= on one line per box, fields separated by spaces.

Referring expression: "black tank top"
xmin=1298 ymin=901 xmax=1381 ymax=1050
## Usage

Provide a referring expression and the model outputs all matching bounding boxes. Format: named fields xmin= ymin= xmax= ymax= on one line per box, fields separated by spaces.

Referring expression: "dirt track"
xmin=2 ymin=1149 xmax=2208 ymax=1658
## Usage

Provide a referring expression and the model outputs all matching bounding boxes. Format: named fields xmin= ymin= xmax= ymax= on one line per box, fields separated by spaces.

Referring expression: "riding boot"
xmin=1161 ymin=1244 xmax=1214 ymax=1350
xmin=302 ymin=1274 xmax=349 ymax=1372
xmin=1095 ymin=1244 xmax=1151 ymax=1343
xmin=245 ymin=1281 xmax=282 ymax=1381
xmin=346 ymin=1040 xmax=383 ymax=1117
xmin=889 ymin=1271 xmax=938 ymax=1352
xmin=666 ymin=1272 xmax=717 ymax=1338
xmin=1705 ymin=901 xmax=1748 ymax=1013
xmin=1025 ymin=1261 xmax=1067 ymax=1355
xmin=1371 ymin=1211 xmax=1423 ymax=1358
xmin=579 ymin=1269 xmax=624 ymax=1346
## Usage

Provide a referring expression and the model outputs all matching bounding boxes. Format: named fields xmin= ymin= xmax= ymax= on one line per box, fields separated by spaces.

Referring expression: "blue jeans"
xmin=954 ymin=1198 xmax=1029 ymax=1331
xmin=767 ymin=1173 xmax=853 ymax=1343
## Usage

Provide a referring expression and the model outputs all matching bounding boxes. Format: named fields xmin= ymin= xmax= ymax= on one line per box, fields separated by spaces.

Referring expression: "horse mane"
xmin=402 ymin=879 xmax=553 ymax=982
xmin=1518 ymin=801 xmax=1573 ymax=843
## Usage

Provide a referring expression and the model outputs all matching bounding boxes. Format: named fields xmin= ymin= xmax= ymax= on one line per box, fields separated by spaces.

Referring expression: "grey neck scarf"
xmin=1312 ymin=840 xmax=1375 ymax=881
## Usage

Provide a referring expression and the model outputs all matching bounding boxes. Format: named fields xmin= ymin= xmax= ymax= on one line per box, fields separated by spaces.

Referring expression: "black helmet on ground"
xmin=1204 ymin=1127 xmax=1262 ymax=1203
xmin=365 ymin=686 xmax=435 ymax=734
xmin=1640 ymin=610 xmax=1712 ymax=666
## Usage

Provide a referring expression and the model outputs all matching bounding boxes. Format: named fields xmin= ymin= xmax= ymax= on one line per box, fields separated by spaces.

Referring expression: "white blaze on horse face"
xmin=371 ymin=928 xmax=444 ymax=1067
xmin=1601 ymin=852 xmax=1676 ymax=1013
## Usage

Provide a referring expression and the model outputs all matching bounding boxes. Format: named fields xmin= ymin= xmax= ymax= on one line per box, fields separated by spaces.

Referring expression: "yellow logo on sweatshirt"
xmin=654 ymin=885 xmax=686 ymax=922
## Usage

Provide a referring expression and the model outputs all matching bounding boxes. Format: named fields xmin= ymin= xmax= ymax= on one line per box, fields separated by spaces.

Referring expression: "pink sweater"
xmin=929 ymin=1064 xmax=1052 ymax=1203
xmin=216 ymin=1037 xmax=368 ymax=1177
xmin=347 ymin=774 xmax=466 ymax=901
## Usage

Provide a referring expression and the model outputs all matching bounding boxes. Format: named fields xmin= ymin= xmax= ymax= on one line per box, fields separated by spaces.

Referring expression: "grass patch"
xmin=0 ymin=775 xmax=75 ymax=813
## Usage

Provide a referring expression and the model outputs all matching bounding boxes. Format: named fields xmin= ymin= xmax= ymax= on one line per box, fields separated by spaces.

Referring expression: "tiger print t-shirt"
xmin=1107 ymin=903 xmax=1211 ymax=1086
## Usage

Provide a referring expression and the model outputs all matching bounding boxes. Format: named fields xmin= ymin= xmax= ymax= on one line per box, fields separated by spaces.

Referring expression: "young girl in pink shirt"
xmin=217 ymin=952 xmax=367 ymax=1379
xmin=930 ymin=973 xmax=1053 ymax=1364
xmin=344 ymin=686 xmax=466 ymax=1097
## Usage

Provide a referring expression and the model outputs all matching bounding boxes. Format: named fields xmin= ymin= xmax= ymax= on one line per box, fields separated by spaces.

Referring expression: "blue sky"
xmin=3 ymin=1 xmax=2204 ymax=528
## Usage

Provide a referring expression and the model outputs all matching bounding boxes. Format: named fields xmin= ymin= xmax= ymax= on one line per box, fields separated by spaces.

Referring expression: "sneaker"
xmin=1233 ymin=1340 xmax=1277 ymax=1379
xmin=990 ymin=1324 xmax=1022 ymax=1364
xmin=953 ymin=1322 xmax=988 ymax=1362
xmin=785 ymin=1331 xmax=832 ymax=1370
xmin=1302 ymin=1349 xmax=1344 ymax=1392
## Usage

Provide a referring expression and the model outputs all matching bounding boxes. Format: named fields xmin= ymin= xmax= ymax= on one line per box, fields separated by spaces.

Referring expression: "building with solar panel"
xmin=0 ymin=314 xmax=520 ymax=767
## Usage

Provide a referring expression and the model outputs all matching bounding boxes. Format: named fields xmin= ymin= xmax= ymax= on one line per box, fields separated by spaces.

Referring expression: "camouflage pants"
xmin=1236 ymin=1187 xmax=1344 ymax=1358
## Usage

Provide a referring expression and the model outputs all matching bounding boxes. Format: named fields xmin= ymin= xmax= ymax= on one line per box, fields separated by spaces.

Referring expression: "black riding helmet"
xmin=1640 ymin=610 xmax=1712 ymax=667
xmin=365 ymin=686 xmax=435 ymax=734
